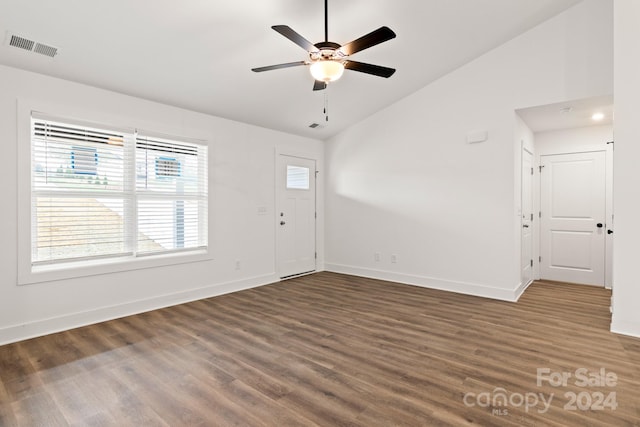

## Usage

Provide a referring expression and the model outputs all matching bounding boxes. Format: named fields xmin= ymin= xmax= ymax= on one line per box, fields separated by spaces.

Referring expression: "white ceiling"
xmin=0 ymin=0 xmax=582 ymax=140
xmin=517 ymin=95 xmax=613 ymax=133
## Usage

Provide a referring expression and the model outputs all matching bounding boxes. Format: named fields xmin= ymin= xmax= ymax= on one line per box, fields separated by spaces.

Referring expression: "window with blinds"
xmin=135 ymin=135 xmax=208 ymax=255
xmin=31 ymin=115 xmax=208 ymax=267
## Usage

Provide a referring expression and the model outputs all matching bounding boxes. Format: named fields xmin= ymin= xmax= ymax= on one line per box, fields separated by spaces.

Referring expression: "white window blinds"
xmin=135 ymin=135 xmax=208 ymax=255
xmin=31 ymin=115 xmax=208 ymax=267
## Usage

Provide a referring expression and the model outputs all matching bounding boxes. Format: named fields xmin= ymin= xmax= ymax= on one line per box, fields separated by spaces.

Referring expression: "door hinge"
xmin=530 ymin=213 xmax=533 ymax=221
xmin=315 ymin=252 xmax=317 ymax=259
xmin=539 ymin=256 xmax=542 ymax=262
xmin=530 ymin=259 xmax=533 ymax=267
xmin=539 ymin=211 xmax=541 ymax=218
xmin=315 ymin=212 xmax=317 ymax=219
xmin=531 ymin=167 xmax=534 ymax=175
xmin=539 ymin=165 xmax=545 ymax=172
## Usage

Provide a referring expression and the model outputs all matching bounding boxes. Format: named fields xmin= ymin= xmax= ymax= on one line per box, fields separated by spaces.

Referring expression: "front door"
xmin=276 ymin=154 xmax=316 ymax=278
xmin=540 ymin=151 xmax=606 ymax=286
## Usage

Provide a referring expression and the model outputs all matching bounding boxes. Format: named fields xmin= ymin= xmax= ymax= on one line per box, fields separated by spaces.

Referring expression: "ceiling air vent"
xmin=9 ymin=34 xmax=34 ymax=51
xmin=309 ymin=123 xmax=320 ymax=129
xmin=33 ymin=42 xmax=58 ymax=58
xmin=6 ymin=32 xmax=59 ymax=58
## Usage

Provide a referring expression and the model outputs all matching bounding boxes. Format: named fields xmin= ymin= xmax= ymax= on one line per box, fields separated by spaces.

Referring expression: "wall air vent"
xmin=6 ymin=32 xmax=59 ymax=58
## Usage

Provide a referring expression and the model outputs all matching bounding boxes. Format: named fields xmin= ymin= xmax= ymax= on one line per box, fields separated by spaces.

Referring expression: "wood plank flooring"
xmin=1 ymin=272 xmax=639 ymax=426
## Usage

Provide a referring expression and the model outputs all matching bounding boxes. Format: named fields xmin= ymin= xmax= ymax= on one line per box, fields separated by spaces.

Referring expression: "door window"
xmin=286 ymin=165 xmax=310 ymax=190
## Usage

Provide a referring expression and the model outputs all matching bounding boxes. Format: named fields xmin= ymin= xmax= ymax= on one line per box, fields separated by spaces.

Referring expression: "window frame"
xmin=17 ymin=101 xmax=212 ymax=286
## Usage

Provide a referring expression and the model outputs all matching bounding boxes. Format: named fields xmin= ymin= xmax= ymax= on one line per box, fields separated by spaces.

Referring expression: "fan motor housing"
xmin=311 ymin=41 xmax=344 ymax=61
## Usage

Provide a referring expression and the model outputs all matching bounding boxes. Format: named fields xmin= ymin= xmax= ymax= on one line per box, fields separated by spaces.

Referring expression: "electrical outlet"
xmin=374 ymin=252 xmax=381 ymax=262
xmin=391 ymin=254 xmax=397 ymax=264
xmin=235 ymin=260 xmax=241 ymax=270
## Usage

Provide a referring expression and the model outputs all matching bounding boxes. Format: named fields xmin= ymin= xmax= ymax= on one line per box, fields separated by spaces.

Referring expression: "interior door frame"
xmin=521 ymin=144 xmax=534 ymax=287
xmin=274 ymin=148 xmax=319 ymax=279
xmin=604 ymin=141 xmax=614 ymax=289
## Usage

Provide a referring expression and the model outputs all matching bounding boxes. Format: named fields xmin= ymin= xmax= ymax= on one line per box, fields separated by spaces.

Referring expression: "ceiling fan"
xmin=251 ymin=0 xmax=396 ymax=91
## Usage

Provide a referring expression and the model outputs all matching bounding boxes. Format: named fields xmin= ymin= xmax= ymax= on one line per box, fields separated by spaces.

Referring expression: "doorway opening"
xmin=516 ymin=95 xmax=614 ymax=288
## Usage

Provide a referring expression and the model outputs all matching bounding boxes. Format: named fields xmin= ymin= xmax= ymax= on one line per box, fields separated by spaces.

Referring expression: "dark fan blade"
xmin=252 ymin=61 xmax=307 ymax=72
xmin=272 ymin=25 xmax=319 ymax=53
xmin=313 ymin=80 xmax=327 ymax=91
xmin=344 ymin=61 xmax=396 ymax=78
xmin=338 ymin=26 xmax=396 ymax=56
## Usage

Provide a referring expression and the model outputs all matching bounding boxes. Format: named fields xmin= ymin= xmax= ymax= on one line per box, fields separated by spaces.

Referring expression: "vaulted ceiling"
xmin=0 ymin=0 xmax=582 ymax=140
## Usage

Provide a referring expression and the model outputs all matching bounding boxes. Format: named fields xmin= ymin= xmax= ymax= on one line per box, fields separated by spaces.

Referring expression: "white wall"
xmin=535 ymin=125 xmax=613 ymax=155
xmin=0 ymin=64 xmax=324 ymax=345
xmin=611 ymin=0 xmax=640 ymax=337
xmin=324 ymin=0 xmax=613 ymax=301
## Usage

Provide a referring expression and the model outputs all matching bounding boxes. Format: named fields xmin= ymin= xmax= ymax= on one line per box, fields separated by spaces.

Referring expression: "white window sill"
xmin=18 ymin=249 xmax=212 ymax=285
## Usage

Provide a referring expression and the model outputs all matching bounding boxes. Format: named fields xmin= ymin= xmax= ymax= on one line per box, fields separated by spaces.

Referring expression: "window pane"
xmin=137 ymin=199 xmax=205 ymax=254
xmin=32 ymin=120 xmax=126 ymax=193
xmin=287 ymin=165 xmax=310 ymax=190
xmin=136 ymin=136 xmax=202 ymax=194
xmin=35 ymin=197 xmax=127 ymax=263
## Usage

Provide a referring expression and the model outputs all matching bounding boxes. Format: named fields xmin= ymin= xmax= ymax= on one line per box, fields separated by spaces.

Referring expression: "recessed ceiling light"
xmin=592 ymin=112 xmax=605 ymax=121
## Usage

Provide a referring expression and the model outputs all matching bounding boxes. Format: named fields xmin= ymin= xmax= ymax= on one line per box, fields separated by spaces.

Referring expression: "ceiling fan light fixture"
xmin=251 ymin=0 xmax=396 ymax=91
xmin=310 ymin=60 xmax=344 ymax=82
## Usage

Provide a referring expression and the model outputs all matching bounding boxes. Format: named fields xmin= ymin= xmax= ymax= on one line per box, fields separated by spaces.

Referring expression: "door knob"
xmin=596 ymin=223 xmax=603 ymax=228
xmin=280 ymin=221 xmax=286 ymax=225
xmin=523 ymin=224 xmax=529 ymax=228
xmin=607 ymin=229 xmax=614 ymax=235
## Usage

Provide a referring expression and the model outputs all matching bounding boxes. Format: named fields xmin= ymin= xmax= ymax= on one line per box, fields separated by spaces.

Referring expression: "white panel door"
xmin=540 ymin=151 xmax=606 ymax=286
xmin=276 ymin=155 xmax=316 ymax=278
xmin=521 ymin=148 xmax=534 ymax=286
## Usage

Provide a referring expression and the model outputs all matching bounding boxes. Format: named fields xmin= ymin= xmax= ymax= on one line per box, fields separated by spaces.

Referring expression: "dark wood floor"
xmin=1 ymin=272 xmax=639 ymax=426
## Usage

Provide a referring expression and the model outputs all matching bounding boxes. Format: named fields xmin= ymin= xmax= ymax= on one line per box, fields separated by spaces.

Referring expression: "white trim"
xmin=521 ymin=144 xmax=535 ymax=287
xmin=22 ymin=249 xmax=212 ymax=285
xmin=325 ymin=263 xmax=526 ymax=302
xmin=610 ymin=316 xmax=640 ymax=339
xmin=514 ymin=278 xmax=534 ymax=301
xmin=274 ymin=147 xmax=320 ymax=162
xmin=0 ymin=273 xmax=279 ymax=346
xmin=605 ymin=141 xmax=614 ymax=289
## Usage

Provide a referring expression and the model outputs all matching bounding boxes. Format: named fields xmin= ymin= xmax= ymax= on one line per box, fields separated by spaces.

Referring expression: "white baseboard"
xmin=514 ymin=278 xmax=534 ymax=301
xmin=0 ymin=273 xmax=279 ymax=346
xmin=610 ymin=316 xmax=640 ymax=339
xmin=325 ymin=263 xmax=523 ymax=302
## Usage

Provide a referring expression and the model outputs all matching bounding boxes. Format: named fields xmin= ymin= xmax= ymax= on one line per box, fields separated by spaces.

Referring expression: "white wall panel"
xmin=325 ymin=0 xmax=613 ymax=300
xmin=612 ymin=0 xmax=640 ymax=338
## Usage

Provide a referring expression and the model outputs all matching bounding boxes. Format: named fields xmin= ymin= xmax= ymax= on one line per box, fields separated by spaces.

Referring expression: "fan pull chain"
xmin=324 ymin=89 xmax=329 ymax=122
